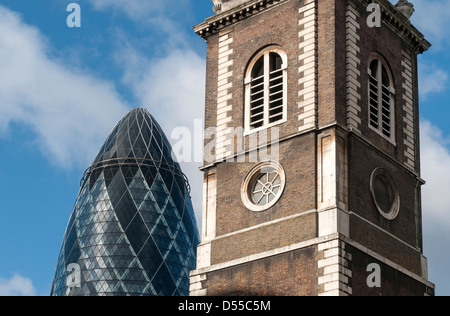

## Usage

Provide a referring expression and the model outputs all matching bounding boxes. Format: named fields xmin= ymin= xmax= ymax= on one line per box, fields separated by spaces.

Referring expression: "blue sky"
xmin=0 ymin=0 xmax=448 ymax=296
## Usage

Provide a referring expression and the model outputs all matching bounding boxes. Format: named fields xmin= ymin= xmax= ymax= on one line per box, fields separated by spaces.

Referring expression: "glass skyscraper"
xmin=50 ymin=108 xmax=199 ymax=296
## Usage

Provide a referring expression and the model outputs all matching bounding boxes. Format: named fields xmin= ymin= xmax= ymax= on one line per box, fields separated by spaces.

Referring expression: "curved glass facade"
xmin=51 ymin=108 xmax=199 ymax=296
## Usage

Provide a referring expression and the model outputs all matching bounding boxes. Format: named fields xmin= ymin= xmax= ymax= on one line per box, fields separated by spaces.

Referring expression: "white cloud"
xmin=387 ymin=0 xmax=449 ymax=39
xmin=419 ymin=63 xmax=448 ymax=99
xmin=150 ymin=57 xmax=205 ymax=228
xmin=0 ymin=5 xmax=129 ymax=169
xmin=420 ymin=120 xmax=450 ymax=295
xmin=0 ymin=274 xmax=37 ymax=296
xmin=387 ymin=0 xmax=450 ymax=48
xmin=120 ymin=48 xmax=205 ymax=132
xmin=409 ymin=0 xmax=450 ymax=46
xmin=87 ymin=0 xmax=190 ymax=22
xmin=420 ymin=120 xmax=450 ymax=225
xmin=84 ymin=0 xmax=206 ymax=222
xmin=117 ymin=45 xmax=206 ymax=225
xmin=89 ymin=0 xmax=165 ymax=16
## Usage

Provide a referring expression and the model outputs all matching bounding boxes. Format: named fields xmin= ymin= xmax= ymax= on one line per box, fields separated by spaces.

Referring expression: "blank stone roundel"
xmin=370 ymin=168 xmax=400 ymax=220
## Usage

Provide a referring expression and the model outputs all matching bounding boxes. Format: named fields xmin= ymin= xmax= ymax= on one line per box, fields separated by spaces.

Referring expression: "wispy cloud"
xmin=420 ymin=120 xmax=450 ymax=295
xmin=0 ymin=5 xmax=129 ymax=169
xmin=409 ymin=0 xmax=450 ymax=46
xmin=419 ymin=63 xmax=448 ymax=99
xmin=0 ymin=1 xmax=206 ymax=222
xmin=97 ymin=0 xmax=207 ymax=222
xmin=386 ymin=0 xmax=450 ymax=50
xmin=0 ymin=274 xmax=37 ymax=296
xmin=87 ymin=0 xmax=191 ymax=22
xmin=122 ymin=46 xmax=206 ymax=221
xmin=421 ymin=120 xmax=450 ymax=225
xmin=119 ymin=47 xmax=205 ymax=132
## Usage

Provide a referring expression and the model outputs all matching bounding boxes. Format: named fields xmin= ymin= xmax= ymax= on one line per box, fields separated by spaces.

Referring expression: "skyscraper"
xmin=51 ymin=108 xmax=199 ymax=296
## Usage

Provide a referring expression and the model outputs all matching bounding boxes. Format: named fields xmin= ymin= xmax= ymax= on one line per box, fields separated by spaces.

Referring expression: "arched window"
xmin=244 ymin=47 xmax=287 ymax=132
xmin=368 ymin=55 xmax=395 ymax=141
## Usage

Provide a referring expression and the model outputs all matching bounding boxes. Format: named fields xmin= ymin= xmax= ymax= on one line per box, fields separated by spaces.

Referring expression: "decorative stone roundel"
xmin=241 ymin=161 xmax=286 ymax=212
xmin=370 ymin=168 xmax=400 ymax=220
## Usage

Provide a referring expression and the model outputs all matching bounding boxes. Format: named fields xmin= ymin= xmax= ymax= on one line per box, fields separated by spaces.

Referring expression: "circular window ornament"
xmin=370 ymin=168 xmax=400 ymax=220
xmin=241 ymin=161 xmax=286 ymax=212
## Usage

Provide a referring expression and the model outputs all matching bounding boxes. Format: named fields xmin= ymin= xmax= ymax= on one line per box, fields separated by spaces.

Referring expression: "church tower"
xmin=190 ymin=0 xmax=435 ymax=296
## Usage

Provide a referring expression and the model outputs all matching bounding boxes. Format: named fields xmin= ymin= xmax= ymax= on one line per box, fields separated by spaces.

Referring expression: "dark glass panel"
xmin=140 ymin=206 xmax=160 ymax=226
xmin=170 ymin=183 xmax=185 ymax=216
xmin=252 ymin=56 xmax=264 ymax=79
xmin=160 ymin=168 xmax=174 ymax=192
xmin=65 ymin=243 xmax=81 ymax=269
xmin=152 ymin=190 xmax=168 ymax=212
xmin=64 ymin=223 xmax=78 ymax=259
xmin=125 ymin=214 xmax=150 ymax=255
xmin=370 ymin=59 xmax=378 ymax=77
xmin=182 ymin=204 xmax=196 ymax=243
xmin=152 ymin=263 xmax=176 ymax=296
xmin=140 ymin=165 xmax=157 ymax=189
xmin=269 ymin=52 xmax=282 ymax=71
xmin=164 ymin=201 xmax=181 ymax=221
xmin=104 ymin=166 xmax=120 ymax=188
xmin=149 ymin=136 xmax=162 ymax=163
xmin=161 ymin=140 xmax=175 ymax=167
xmin=133 ymin=133 xmax=147 ymax=158
xmin=152 ymin=235 xmax=173 ymax=259
xmin=118 ymin=136 xmax=132 ymax=160
xmin=89 ymin=169 xmax=102 ymax=191
xmin=141 ymin=120 xmax=152 ymax=146
xmin=136 ymin=110 xmax=144 ymax=129
xmin=113 ymin=189 xmax=138 ymax=232
xmin=128 ymin=117 xmax=139 ymax=142
xmin=121 ymin=165 xmax=139 ymax=186
xmin=138 ymin=238 xmax=164 ymax=277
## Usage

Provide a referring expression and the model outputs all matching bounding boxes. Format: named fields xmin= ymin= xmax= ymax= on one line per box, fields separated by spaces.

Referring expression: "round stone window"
xmin=370 ymin=168 xmax=400 ymax=220
xmin=241 ymin=161 xmax=286 ymax=212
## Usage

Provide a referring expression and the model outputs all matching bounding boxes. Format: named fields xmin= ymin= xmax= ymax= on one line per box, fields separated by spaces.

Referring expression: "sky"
xmin=0 ymin=0 xmax=448 ymax=296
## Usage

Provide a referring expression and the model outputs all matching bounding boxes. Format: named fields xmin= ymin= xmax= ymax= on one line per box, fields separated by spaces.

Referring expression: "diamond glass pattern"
xmin=51 ymin=108 xmax=199 ymax=296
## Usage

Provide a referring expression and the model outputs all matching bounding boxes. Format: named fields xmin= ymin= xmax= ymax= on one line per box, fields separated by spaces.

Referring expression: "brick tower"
xmin=190 ymin=0 xmax=435 ymax=296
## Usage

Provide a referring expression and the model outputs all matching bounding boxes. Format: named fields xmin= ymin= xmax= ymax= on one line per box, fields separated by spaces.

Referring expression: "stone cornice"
xmin=193 ymin=0 xmax=287 ymax=39
xmin=193 ymin=0 xmax=430 ymax=53
xmin=362 ymin=0 xmax=431 ymax=54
